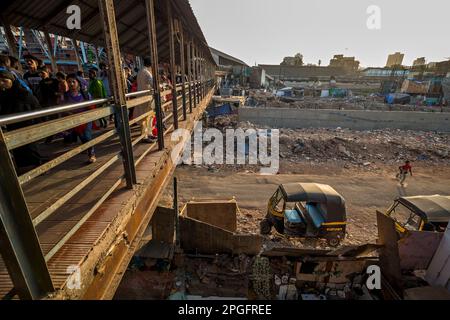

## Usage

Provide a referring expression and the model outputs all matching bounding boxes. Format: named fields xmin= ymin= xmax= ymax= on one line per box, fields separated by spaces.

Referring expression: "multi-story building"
xmin=329 ymin=54 xmax=360 ymax=72
xmin=386 ymin=52 xmax=404 ymax=67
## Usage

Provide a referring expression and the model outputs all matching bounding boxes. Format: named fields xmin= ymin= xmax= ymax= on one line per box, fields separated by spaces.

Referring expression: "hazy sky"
xmin=190 ymin=0 xmax=450 ymax=67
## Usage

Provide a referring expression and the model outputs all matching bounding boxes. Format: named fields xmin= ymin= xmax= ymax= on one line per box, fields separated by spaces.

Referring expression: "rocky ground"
xmin=170 ymin=114 xmax=450 ymax=249
xmin=205 ymin=115 xmax=450 ymax=174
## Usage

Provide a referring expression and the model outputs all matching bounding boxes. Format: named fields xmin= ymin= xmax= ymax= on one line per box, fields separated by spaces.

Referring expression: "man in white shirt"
xmin=136 ymin=57 xmax=156 ymax=143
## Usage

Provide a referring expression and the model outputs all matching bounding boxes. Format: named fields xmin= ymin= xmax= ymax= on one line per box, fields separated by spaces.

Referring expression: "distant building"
xmin=209 ymin=47 xmax=249 ymax=86
xmin=209 ymin=47 xmax=248 ymax=68
xmin=386 ymin=52 xmax=404 ymax=67
xmin=329 ymin=55 xmax=360 ymax=72
xmin=413 ymin=57 xmax=426 ymax=67
xmin=258 ymin=64 xmax=351 ymax=81
xmin=362 ymin=67 xmax=409 ymax=78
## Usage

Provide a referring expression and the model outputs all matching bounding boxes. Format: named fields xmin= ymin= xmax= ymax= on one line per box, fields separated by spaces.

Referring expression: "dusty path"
xmin=174 ymin=165 xmax=450 ymax=244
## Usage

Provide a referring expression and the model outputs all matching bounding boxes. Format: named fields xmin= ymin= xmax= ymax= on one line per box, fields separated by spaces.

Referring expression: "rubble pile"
xmin=196 ymin=113 xmax=450 ymax=173
xmin=275 ymin=127 xmax=450 ymax=167
xmin=232 ymin=119 xmax=450 ymax=169
xmin=182 ymin=254 xmax=252 ymax=298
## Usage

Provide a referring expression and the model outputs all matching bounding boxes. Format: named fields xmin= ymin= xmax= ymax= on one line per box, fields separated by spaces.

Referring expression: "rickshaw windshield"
xmin=391 ymin=205 xmax=422 ymax=231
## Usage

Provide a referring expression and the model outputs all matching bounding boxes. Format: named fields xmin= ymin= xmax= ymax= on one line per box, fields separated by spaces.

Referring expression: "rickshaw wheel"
xmin=326 ymin=234 xmax=342 ymax=247
xmin=260 ymin=219 xmax=272 ymax=235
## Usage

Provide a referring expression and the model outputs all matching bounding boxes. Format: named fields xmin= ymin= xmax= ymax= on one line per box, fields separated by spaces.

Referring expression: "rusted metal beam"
xmin=99 ymin=0 xmax=137 ymax=188
xmin=145 ymin=0 xmax=164 ymax=150
xmin=167 ymin=0 xmax=178 ymax=130
xmin=0 ymin=127 xmax=54 ymax=300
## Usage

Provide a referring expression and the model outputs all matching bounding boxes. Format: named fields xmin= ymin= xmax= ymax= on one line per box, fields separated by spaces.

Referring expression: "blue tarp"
xmin=386 ymin=93 xmax=411 ymax=105
xmin=207 ymin=103 xmax=234 ymax=117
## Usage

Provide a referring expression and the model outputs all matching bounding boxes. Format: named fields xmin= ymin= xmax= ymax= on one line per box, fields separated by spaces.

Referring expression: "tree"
xmin=281 ymin=53 xmax=304 ymax=66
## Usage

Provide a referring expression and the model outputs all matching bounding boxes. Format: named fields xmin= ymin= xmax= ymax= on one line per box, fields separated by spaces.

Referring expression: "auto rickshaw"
xmin=385 ymin=195 xmax=450 ymax=235
xmin=260 ymin=183 xmax=347 ymax=247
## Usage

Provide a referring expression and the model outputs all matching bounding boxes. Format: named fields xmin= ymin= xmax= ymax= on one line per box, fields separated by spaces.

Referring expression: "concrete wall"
xmin=239 ymin=107 xmax=450 ymax=132
xmin=180 ymin=216 xmax=262 ymax=255
xmin=185 ymin=201 xmax=237 ymax=232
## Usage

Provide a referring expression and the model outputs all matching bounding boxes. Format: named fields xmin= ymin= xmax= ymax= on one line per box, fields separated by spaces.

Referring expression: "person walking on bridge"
xmin=0 ymin=69 xmax=45 ymax=171
xmin=65 ymin=73 xmax=96 ymax=164
xmin=136 ymin=56 xmax=157 ymax=143
xmin=88 ymin=67 xmax=108 ymax=128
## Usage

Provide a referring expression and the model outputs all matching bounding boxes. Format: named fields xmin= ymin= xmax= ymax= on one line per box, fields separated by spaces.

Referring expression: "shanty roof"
xmin=210 ymin=47 xmax=249 ymax=67
xmin=280 ymin=183 xmax=346 ymax=218
xmin=398 ymin=195 xmax=450 ymax=223
xmin=0 ymin=0 xmax=215 ymax=63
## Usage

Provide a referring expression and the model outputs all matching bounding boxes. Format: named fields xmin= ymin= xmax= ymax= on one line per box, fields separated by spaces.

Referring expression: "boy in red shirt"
xmin=397 ymin=160 xmax=413 ymax=186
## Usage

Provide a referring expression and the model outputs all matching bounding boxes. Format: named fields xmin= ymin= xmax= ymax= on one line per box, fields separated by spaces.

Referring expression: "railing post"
xmin=0 ymin=127 xmax=54 ymax=300
xmin=167 ymin=0 xmax=178 ymax=130
xmin=98 ymin=0 xmax=137 ymax=188
xmin=145 ymin=0 xmax=164 ymax=150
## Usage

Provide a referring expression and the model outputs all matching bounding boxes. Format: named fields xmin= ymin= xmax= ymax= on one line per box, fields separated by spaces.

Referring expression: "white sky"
xmin=190 ymin=0 xmax=450 ymax=67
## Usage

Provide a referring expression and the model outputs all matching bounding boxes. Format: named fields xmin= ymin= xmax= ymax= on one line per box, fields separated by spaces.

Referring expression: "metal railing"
xmin=0 ymin=78 xmax=215 ymax=296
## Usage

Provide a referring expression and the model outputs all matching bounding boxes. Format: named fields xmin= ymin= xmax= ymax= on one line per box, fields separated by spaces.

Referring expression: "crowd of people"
xmin=0 ymin=53 xmax=186 ymax=172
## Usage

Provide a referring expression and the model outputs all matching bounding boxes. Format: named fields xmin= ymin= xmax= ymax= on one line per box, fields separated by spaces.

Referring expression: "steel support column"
xmin=186 ymin=37 xmax=193 ymax=113
xmin=194 ymin=44 xmax=200 ymax=105
xmin=145 ymin=0 xmax=164 ymax=150
xmin=200 ymin=50 xmax=205 ymax=99
xmin=0 ymin=18 xmax=19 ymax=60
xmin=72 ymin=38 xmax=82 ymax=70
xmin=192 ymin=40 xmax=198 ymax=108
xmin=44 ymin=31 xmax=58 ymax=73
xmin=0 ymin=128 xmax=54 ymax=300
xmin=98 ymin=0 xmax=137 ymax=188
xmin=178 ymin=22 xmax=187 ymax=121
xmin=167 ymin=0 xmax=178 ymax=130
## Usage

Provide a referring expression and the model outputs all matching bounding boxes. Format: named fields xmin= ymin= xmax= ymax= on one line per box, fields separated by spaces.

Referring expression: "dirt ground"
xmin=174 ymin=164 xmax=450 ymax=247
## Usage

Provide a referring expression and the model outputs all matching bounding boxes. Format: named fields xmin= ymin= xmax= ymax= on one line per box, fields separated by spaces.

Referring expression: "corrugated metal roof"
xmin=0 ymin=0 xmax=215 ymax=63
xmin=210 ymin=47 xmax=249 ymax=67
